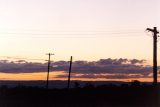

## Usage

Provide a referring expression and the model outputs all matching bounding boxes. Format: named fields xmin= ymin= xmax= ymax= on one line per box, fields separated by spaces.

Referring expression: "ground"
xmin=0 ymin=84 xmax=159 ymax=107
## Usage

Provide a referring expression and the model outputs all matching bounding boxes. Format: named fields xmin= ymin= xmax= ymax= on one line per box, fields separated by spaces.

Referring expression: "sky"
xmin=0 ymin=0 xmax=160 ymax=81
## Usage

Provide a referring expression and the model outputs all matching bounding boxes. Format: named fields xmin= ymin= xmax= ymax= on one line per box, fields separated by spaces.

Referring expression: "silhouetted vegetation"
xmin=74 ymin=82 xmax=80 ymax=89
xmin=0 ymin=82 xmax=159 ymax=107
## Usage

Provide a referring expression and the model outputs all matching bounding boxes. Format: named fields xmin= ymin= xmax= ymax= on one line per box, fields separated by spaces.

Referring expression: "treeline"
xmin=0 ymin=81 xmax=159 ymax=107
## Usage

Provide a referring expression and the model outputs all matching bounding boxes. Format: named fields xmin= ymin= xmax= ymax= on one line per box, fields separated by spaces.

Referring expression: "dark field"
xmin=0 ymin=83 xmax=160 ymax=107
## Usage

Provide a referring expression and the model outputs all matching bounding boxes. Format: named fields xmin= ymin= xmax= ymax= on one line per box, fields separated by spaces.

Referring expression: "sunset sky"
xmin=0 ymin=0 xmax=160 ymax=81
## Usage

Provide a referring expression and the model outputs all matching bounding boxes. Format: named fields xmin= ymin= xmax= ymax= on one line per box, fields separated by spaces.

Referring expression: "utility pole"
xmin=146 ymin=27 xmax=159 ymax=85
xmin=46 ymin=53 xmax=54 ymax=89
xmin=67 ymin=56 xmax=73 ymax=89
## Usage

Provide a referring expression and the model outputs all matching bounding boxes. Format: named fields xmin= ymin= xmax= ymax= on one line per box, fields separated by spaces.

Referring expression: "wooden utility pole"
xmin=46 ymin=53 xmax=54 ymax=89
xmin=67 ymin=56 xmax=73 ymax=89
xmin=146 ymin=27 xmax=159 ymax=85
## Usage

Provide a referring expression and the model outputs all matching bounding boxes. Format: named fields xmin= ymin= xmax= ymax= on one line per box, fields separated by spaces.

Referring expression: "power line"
xmin=146 ymin=27 xmax=159 ymax=85
xmin=0 ymin=31 xmax=143 ymax=35
xmin=0 ymin=56 xmax=46 ymax=61
xmin=67 ymin=56 xmax=73 ymax=89
xmin=0 ymin=32 xmax=145 ymax=38
xmin=0 ymin=28 xmax=144 ymax=32
xmin=46 ymin=53 xmax=54 ymax=89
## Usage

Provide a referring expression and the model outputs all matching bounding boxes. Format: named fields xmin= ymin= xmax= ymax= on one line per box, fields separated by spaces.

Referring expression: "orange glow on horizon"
xmin=0 ymin=71 xmax=159 ymax=82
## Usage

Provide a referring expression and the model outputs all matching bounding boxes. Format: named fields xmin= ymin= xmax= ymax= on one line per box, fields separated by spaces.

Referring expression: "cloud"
xmin=0 ymin=60 xmax=47 ymax=73
xmin=130 ymin=59 xmax=146 ymax=65
xmin=0 ymin=59 xmax=152 ymax=79
xmin=68 ymin=59 xmax=150 ymax=75
xmin=54 ymin=73 xmax=145 ymax=79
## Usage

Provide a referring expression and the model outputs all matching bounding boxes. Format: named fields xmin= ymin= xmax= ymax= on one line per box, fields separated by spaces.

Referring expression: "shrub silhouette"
xmin=131 ymin=80 xmax=141 ymax=86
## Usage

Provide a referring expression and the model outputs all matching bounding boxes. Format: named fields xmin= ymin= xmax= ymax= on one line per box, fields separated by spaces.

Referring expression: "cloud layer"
xmin=0 ymin=58 xmax=153 ymax=79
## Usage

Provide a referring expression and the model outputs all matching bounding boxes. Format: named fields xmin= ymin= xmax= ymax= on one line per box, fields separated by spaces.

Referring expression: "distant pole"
xmin=67 ymin=56 xmax=73 ymax=89
xmin=46 ymin=53 xmax=54 ymax=89
xmin=146 ymin=27 xmax=159 ymax=85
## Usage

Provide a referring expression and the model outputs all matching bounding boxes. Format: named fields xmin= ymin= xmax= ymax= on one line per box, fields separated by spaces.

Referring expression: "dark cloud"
xmin=0 ymin=59 xmax=152 ymax=77
xmin=130 ymin=59 xmax=146 ymax=65
xmin=0 ymin=60 xmax=47 ymax=73
xmin=68 ymin=59 xmax=150 ymax=75
xmin=55 ymin=73 xmax=146 ymax=79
